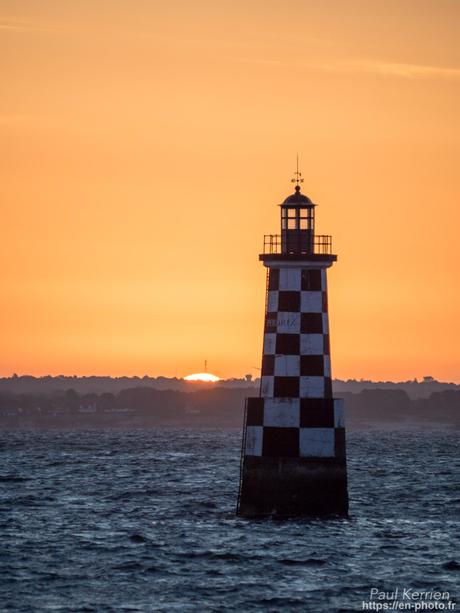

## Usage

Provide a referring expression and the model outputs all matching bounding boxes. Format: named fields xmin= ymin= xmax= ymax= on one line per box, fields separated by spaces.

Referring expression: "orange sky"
xmin=1 ymin=0 xmax=459 ymax=381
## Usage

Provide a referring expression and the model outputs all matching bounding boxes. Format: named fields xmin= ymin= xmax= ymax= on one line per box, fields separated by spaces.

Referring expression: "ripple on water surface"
xmin=0 ymin=429 xmax=459 ymax=612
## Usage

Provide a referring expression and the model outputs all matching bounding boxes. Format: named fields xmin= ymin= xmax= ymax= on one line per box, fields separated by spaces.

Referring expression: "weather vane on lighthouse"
xmin=291 ymin=154 xmax=304 ymax=187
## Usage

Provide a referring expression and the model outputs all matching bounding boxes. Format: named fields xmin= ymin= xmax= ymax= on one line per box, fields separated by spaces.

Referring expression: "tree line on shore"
xmin=1 ymin=374 xmax=459 ymax=399
xmin=0 ymin=385 xmax=458 ymax=429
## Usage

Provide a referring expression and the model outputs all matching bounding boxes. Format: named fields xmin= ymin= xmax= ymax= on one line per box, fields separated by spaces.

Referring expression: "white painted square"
xmin=279 ymin=268 xmax=301 ymax=291
xmin=263 ymin=333 xmax=276 ymax=355
xmin=300 ymin=291 xmax=322 ymax=313
xmin=267 ymin=291 xmax=278 ymax=312
xmin=245 ymin=426 xmax=263 ymax=456
xmin=322 ymin=313 xmax=329 ymax=334
xmin=299 ymin=428 xmax=335 ymax=457
xmin=264 ymin=398 xmax=300 ymax=427
xmin=300 ymin=334 xmax=324 ymax=355
xmin=260 ymin=376 xmax=274 ymax=397
xmin=274 ymin=355 xmax=300 ymax=376
xmin=300 ymin=376 xmax=325 ymax=397
xmin=324 ymin=355 xmax=331 ymax=377
xmin=334 ymin=399 xmax=345 ymax=427
xmin=276 ymin=312 xmax=300 ymax=334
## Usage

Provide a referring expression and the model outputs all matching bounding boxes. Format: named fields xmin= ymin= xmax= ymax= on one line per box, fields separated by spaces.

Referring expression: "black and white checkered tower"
xmin=237 ymin=169 xmax=349 ymax=517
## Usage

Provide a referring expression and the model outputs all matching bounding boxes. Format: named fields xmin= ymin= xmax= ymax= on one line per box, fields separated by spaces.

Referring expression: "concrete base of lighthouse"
xmin=237 ymin=456 xmax=348 ymax=518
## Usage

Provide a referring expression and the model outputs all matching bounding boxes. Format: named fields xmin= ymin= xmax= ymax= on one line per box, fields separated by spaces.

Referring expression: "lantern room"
xmin=280 ymin=185 xmax=316 ymax=255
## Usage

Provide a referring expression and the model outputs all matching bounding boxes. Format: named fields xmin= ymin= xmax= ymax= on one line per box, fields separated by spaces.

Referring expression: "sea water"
xmin=1 ymin=429 xmax=458 ymax=612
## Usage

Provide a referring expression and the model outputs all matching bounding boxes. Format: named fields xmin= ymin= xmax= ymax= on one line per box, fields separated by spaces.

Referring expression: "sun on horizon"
xmin=183 ymin=373 xmax=220 ymax=382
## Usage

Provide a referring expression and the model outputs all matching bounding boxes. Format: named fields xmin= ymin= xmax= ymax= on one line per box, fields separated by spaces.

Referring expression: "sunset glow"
xmin=184 ymin=373 xmax=220 ymax=383
xmin=1 ymin=1 xmax=459 ymax=381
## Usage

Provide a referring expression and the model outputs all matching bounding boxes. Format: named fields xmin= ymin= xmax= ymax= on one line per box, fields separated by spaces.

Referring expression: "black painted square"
xmin=300 ymin=398 xmax=334 ymax=427
xmin=246 ymin=398 xmax=264 ymax=426
xmin=261 ymin=354 xmax=274 ymax=376
xmin=262 ymin=427 xmax=299 ymax=457
xmin=275 ymin=333 xmax=300 ymax=355
xmin=334 ymin=427 xmax=346 ymax=460
xmin=300 ymin=355 xmax=324 ymax=376
xmin=324 ymin=377 xmax=333 ymax=398
xmin=273 ymin=376 xmax=299 ymax=398
xmin=268 ymin=269 xmax=279 ymax=291
xmin=300 ymin=313 xmax=323 ymax=333
xmin=277 ymin=291 xmax=300 ymax=312
xmin=301 ymin=269 xmax=322 ymax=291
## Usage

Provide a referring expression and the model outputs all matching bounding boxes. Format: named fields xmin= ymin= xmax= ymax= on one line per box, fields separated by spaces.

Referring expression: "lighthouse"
xmin=237 ymin=168 xmax=349 ymax=517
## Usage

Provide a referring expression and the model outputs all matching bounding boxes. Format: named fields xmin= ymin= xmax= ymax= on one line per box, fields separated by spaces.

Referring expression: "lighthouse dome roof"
xmin=282 ymin=185 xmax=314 ymax=205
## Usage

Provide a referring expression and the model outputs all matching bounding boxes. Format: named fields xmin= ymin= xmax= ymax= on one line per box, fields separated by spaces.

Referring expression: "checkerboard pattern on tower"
xmin=244 ymin=266 xmax=346 ymax=460
xmin=261 ymin=267 xmax=332 ymax=398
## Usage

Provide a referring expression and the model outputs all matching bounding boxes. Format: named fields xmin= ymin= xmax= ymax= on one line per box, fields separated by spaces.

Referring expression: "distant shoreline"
xmin=1 ymin=374 xmax=459 ymax=398
xmin=1 ymin=379 xmax=458 ymax=430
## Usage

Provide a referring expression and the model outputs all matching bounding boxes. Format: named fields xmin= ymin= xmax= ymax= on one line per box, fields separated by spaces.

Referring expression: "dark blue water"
xmin=0 ymin=429 xmax=459 ymax=612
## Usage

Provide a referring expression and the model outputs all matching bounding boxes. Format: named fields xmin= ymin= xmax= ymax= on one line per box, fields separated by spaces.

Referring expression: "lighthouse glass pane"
xmin=288 ymin=219 xmax=297 ymax=229
xmin=300 ymin=219 xmax=308 ymax=229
